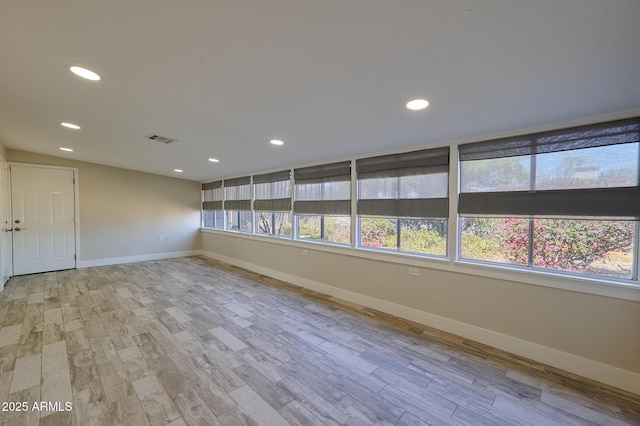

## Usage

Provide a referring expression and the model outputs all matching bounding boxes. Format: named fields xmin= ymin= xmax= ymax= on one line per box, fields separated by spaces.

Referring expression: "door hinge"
xmin=73 ymin=178 xmax=75 ymax=184
xmin=74 ymin=255 xmax=76 ymax=260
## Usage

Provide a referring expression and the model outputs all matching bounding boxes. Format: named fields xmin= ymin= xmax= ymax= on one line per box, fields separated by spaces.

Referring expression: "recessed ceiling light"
xmin=208 ymin=158 xmax=219 ymax=163
xmin=174 ymin=169 xmax=183 ymax=173
xmin=60 ymin=122 xmax=81 ymax=130
xmin=406 ymin=99 xmax=429 ymax=111
xmin=270 ymin=139 xmax=284 ymax=146
xmin=69 ymin=66 xmax=101 ymax=81
xmin=59 ymin=147 xmax=74 ymax=152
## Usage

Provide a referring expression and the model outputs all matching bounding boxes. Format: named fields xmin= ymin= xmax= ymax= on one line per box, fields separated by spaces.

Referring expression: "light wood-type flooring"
xmin=0 ymin=256 xmax=638 ymax=425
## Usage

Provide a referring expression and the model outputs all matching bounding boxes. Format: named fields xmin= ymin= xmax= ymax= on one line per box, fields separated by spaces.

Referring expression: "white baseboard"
xmin=77 ymin=250 xmax=200 ymax=268
xmin=200 ymin=249 xmax=640 ymax=396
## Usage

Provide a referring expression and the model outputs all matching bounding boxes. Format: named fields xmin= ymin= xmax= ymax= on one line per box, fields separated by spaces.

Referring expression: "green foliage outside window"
xmin=461 ymin=218 xmax=634 ymax=278
xmin=360 ymin=217 xmax=447 ymax=256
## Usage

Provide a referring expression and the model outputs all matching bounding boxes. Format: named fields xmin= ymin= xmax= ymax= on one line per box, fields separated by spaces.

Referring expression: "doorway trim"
xmin=9 ymin=162 xmax=80 ymax=275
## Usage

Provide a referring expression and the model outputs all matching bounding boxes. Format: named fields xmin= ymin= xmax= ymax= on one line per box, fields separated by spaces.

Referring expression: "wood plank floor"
xmin=0 ymin=256 xmax=638 ymax=425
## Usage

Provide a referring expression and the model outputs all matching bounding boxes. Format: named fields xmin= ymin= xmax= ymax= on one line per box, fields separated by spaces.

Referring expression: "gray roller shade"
xmin=202 ymin=180 xmax=223 ymax=211
xmin=294 ymin=161 xmax=351 ymax=184
xmin=458 ymin=187 xmax=640 ymax=217
xmin=253 ymin=170 xmax=291 ymax=211
xmin=459 ymin=117 xmax=640 ymax=161
xmin=202 ymin=180 xmax=222 ymax=190
xmin=293 ymin=161 xmax=351 ymax=215
xmin=202 ymin=201 xmax=223 ymax=210
xmin=358 ymin=198 xmax=448 ymax=219
xmin=254 ymin=199 xmax=292 ymax=211
xmin=224 ymin=200 xmax=251 ymax=210
xmin=224 ymin=176 xmax=251 ymax=187
xmin=357 ymin=147 xmax=449 ymax=179
xmin=293 ymin=200 xmax=351 ymax=215
xmin=458 ymin=117 xmax=640 ymax=219
xmin=223 ymin=176 xmax=251 ymax=211
xmin=253 ymin=170 xmax=290 ymax=184
xmin=357 ymin=147 xmax=449 ymax=219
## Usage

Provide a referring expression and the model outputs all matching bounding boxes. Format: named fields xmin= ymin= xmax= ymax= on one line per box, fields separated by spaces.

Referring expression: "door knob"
xmin=14 ymin=227 xmax=26 ymax=231
xmin=14 ymin=220 xmax=20 ymax=224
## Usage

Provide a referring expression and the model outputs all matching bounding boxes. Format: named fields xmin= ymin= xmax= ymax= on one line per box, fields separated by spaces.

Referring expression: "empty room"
xmin=0 ymin=1 xmax=639 ymax=425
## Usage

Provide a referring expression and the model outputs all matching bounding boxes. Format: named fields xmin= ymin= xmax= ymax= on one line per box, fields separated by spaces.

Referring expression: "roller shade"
xmin=293 ymin=200 xmax=351 ymax=215
xmin=202 ymin=180 xmax=223 ymax=211
xmin=358 ymin=198 xmax=448 ymax=219
xmin=224 ymin=176 xmax=251 ymax=211
xmin=294 ymin=161 xmax=351 ymax=215
xmin=294 ymin=161 xmax=351 ymax=184
xmin=202 ymin=201 xmax=222 ymax=210
xmin=458 ymin=187 xmax=640 ymax=217
xmin=459 ymin=117 xmax=640 ymax=161
xmin=357 ymin=147 xmax=449 ymax=218
xmin=458 ymin=117 xmax=640 ymax=218
xmin=253 ymin=170 xmax=291 ymax=211
xmin=357 ymin=147 xmax=449 ymax=179
xmin=253 ymin=170 xmax=290 ymax=184
xmin=224 ymin=176 xmax=251 ymax=187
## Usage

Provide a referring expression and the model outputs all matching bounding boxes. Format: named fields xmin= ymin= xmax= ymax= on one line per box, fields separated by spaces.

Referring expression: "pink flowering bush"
xmin=495 ymin=218 xmax=633 ymax=273
xmin=360 ymin=217 xmax=396 ymax=249
xmin=493 ymin=218 xmax=529 ymax=265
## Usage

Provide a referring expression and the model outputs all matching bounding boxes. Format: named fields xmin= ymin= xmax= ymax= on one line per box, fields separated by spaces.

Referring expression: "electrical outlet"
xmin=409 ymin=267 xmax=420 ymax=276
xmin=302 ymin=249 xmax=309 ymax=256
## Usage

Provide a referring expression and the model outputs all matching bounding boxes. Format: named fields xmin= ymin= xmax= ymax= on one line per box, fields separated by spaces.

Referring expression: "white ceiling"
xmin=1 ymin=1 xmax=639 ymax=182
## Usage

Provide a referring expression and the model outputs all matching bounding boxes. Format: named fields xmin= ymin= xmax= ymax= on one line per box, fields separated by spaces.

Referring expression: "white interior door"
xmin=0 ymin=162 xmax=12 ymax=286
xmin=11 ymin=165 xmax=76 ymax=275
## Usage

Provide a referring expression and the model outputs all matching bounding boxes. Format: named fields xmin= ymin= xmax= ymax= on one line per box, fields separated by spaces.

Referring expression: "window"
xmin=225 ymin=210 xmax=253 ymax=233
xmin=357 ymin=147 xmax=449 ymax=255
xmin=294 ymin=161 xmax=351 ymax=245
xmin=459 ymin=117 xmax=640 ymax=280
xmin=202 ymin=181 xmax=223 ymax=228
xmin=296 ymin=215 xmax=350 ymax=244
xmin=224 ymin=176 xmax=252 ymax=233
xmin=253 ymin=170 xmax=292 ymax=238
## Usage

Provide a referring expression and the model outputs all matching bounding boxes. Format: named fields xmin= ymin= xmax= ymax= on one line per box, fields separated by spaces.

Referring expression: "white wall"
xmin=201 ymin=230 xmax=640 ymax=395
xmin=7 ymin=150 xmax=201 ymax=266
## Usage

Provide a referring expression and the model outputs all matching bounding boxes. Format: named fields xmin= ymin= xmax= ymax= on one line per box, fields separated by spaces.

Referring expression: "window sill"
xmin=451 ymin=259 xmax=640 ymax=301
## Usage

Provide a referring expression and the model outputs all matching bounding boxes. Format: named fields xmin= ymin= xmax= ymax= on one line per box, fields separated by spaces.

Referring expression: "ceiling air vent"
xmin=146 ymin=133 xmax=178 ymax=144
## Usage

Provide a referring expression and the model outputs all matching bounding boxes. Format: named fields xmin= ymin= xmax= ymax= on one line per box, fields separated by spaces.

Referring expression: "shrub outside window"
xmin=297 ymin=215 xmax=350 ymax=245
